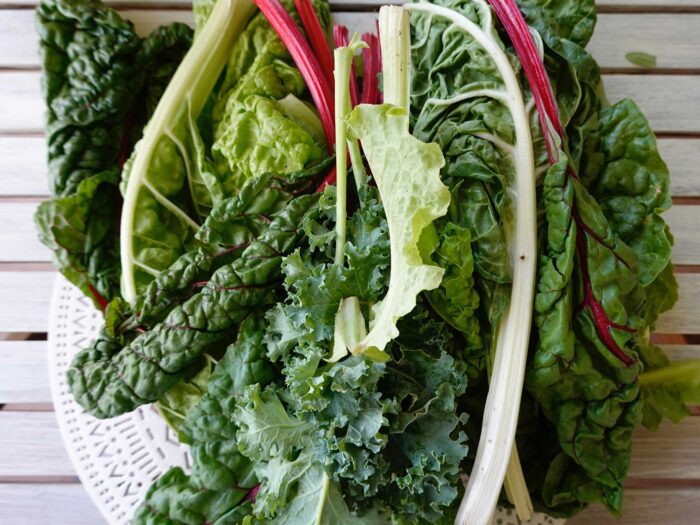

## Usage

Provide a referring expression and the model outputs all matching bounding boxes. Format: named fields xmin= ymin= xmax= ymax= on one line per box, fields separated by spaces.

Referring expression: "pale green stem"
xmin=334 ymin=49 xmax=349 ymax=266
xmin=314 ymin=473 xmax=332 ymax=523
xmin=157 ymin=404 xmax=186 ymax=421
xmin=640 ymin=359 xmax=700 ymax=385
xmin=334 ymin=36 xmax=368 ymax=265
xmin=404 ymin=4 xmax=537 ymax=524
xmin=120 ymin=0 xmax=256 ymax=303
xmin=348 ymin=138 xmax=366 ymax=190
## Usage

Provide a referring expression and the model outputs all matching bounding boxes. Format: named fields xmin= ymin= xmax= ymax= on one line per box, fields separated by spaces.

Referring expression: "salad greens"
xmin=36 ymin=0 xmax=700 ymax=523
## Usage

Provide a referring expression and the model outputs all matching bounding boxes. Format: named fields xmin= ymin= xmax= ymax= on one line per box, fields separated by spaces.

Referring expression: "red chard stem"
xmin=487 ymin=0 xmax=636 ymax=365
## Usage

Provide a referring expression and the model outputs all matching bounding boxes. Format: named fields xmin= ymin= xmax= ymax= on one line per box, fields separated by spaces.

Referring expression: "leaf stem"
xmin=333 ymin=35 xmax=367 ymax=265
xmin=404 ymin=4 xmax=537 ymax=524
xmin=640 ymin=359 xmax=700 ymax=385
xmin=120 ymin=0 xmax=256 ymax=303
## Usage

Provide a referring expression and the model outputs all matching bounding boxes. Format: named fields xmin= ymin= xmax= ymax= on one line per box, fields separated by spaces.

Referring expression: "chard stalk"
xmin=120 ymin=0 xmax=256 ymax=304
xmin=334 ymin=34 xmax=367 ymax=265
xmin=404 ymin=4 xmax=537 ymax=524
xmin=379 ymin=6 xmax=410 ymax=109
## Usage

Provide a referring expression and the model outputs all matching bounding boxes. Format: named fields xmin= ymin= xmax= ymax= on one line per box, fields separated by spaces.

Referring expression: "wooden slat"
xmin=604 ymin=75 xmax=700 ymax=133
xmin=661 ymin=139 xmax=700 ymax=197
xmin=0 ymin=342 xmax=690 ymax=407
xmin=0 ymin=72 xmax=43 ymax=132
xmin=0 ymin=341 xmax=50 ymax=403
xmin=660 ymin=345 xmax=700 ymax=360
xmin=569 ymin=489 xmax=700 ymax=525
xmin=3 ymin=136 xmax=695 ymax=198
xmin=3 ymin=72 xmax=699 ymax=134
xmin=657 ymin=274 xmax=700 ymax=334
xmin=0 ymin=137 xmax=46 ymax=196
xmin=0 ymin=202 xmax=48 ymax=262
xmin=0 ymin=412 xmax=74 ymax=476
xmin=0 ymin=9 xmax=193 ymax=68
xmin=666 ymin=206 xmax=700 ymax=266
xmin=629 ymin=418 xmax=700 ymax=479
xmin=0 ymin=484 xmax=104 ymax=525
xmin=0 ymin=409 xmax=698 ymax=480
xmin=589 ymin=14 xmax=700 ymax=69
xmin=4 ymin=9 xmax=700 ymax=69
xmin=0 ymin=272 xmax=54 ymax=333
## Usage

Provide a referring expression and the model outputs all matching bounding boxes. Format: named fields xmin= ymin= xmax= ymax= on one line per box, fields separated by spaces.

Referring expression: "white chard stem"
xmin=405 ymin=4 xmax=536 ymax=524
xmin=379 ymin=6 xmax=410 ymax=109
xmin=120 ymin=0 xmax=255 ymax=303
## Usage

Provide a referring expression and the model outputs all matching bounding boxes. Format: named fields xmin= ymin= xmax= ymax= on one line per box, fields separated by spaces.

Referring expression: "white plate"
xmin=47 ymin=275 xmax=190 ymax=524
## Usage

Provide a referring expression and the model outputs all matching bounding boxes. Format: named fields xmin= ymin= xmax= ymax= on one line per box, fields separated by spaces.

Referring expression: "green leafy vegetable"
xmin=120 ymin=0 xmax=257 ymax=303
xmin=35 ymin=0 xmax=192 ymax=309
xmin=68 ymin=194 xmax=320 ymax=418
xmin=346 ymin=103 xmax=450 ymax=356
xmin=39 ymin=1 xmax=683 ymax=523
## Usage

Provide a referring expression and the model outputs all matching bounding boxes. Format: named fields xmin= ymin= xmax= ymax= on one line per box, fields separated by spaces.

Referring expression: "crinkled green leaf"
xmin=67 ymin=194 xmax=320 ymax=418
xmin=426 ymin=222 xmax=481 ymax=350
xmin=587 ymin=99 xmax=673 ymax=286
xmin=527 ymin=156 xmax=644 ymax=515
xmin=264 ymin=197 xmax=389 ymax=360
xmin=516 ymin=0 xmax=597 ymax=48
xmin=157 ymin=357 xmax=213 ymax=436
xmin=35 ymin=0 xmax=192 ymax=307
xmin=132 ymin=467 xmax=253 ymax=525
xmin=135 ymin=164 xmax=330 ymax=327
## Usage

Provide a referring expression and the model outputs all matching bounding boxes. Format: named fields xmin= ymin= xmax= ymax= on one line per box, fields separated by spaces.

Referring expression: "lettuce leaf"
xmin=345 ymin=104 xmax=450 ymax=355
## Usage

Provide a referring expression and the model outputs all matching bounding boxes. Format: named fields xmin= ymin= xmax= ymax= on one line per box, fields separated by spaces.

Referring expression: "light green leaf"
xmin=345 ymin=104 xmax=450 ymax=355
xmin=329 ymin=297 xmax=367 ymax=363
xmin=157 ymin=357 xmax=214 ymax=436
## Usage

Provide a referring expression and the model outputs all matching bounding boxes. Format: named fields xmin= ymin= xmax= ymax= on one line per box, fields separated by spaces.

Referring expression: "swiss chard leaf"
xmin=67 ymin=194 xmax=320 ymax=418
xmin=36 ymin=0 xmax=192 ymax=308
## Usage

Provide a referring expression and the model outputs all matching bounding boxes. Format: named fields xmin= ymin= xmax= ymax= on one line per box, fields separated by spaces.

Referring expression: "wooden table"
xmin=0 ymin=1 xmax=698 ymax=523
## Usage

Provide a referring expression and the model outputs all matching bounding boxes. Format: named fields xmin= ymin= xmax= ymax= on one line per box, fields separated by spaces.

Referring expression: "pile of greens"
xmin=36 ymin=0 xmax=700 ymax=523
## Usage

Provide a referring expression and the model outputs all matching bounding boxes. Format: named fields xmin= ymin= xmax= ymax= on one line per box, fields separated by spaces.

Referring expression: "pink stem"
xmin=254 ymin=0 xmax=335 ymax=150
xmin=294 ymin=0 xmax=334 ymax=87
xmin=487 ymin=0 xmax=636 ymax=365
xmin=361 ymin=32 xmax=381 ymax=104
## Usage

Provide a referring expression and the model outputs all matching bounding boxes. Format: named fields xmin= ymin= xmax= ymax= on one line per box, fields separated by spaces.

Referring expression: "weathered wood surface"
xmin=5 ymin=9 xmax=700 ymax=69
